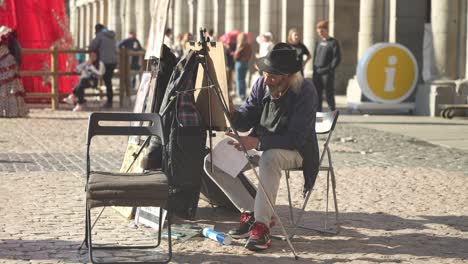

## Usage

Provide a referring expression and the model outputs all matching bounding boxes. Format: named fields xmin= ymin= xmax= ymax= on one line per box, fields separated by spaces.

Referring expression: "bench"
xmin=439 ymin=104 xmax=468 ymax=119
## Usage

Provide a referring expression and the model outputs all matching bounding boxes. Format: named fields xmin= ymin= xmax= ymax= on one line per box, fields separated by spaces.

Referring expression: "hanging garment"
xmin=0 ymin=29 xmax=28 ymax=117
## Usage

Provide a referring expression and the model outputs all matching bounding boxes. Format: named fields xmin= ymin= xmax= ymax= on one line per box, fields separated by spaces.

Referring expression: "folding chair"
xmin=284 ymin=110 xmax=340 ymax=235
xmin=83 ymin=112 xmax=172 ymax=263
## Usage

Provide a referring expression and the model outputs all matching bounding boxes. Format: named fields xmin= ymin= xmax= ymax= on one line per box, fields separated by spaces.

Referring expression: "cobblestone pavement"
xmin=0 ymin=109 xmax=467 ymax=263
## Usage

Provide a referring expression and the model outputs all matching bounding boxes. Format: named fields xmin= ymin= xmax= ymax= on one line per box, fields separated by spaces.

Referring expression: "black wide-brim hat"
xmin=256 ymin=42 xmax=302 ymax=75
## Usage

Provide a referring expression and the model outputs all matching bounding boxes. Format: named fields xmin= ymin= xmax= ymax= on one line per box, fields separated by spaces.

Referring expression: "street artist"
xmin=226 ymin=43 xmax=320 ymax=251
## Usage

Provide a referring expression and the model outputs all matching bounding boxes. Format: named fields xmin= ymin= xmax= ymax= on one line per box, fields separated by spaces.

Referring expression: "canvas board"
xmin=114 ymin=71 xmax=155 ymax=219
xmin=189 ymin=42 xmax=230 ymax=131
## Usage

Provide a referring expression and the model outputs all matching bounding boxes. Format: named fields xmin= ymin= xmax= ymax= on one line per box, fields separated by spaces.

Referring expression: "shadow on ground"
xmin=0 ymin=209 xmax=466 ymax=263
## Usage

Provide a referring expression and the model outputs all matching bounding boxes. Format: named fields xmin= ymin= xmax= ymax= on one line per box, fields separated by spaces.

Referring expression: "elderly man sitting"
xmin=225 ymin=43 xmax=320 ymax=251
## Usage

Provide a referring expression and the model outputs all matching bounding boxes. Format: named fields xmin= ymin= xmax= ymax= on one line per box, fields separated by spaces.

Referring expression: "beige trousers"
xmin=254 ymin=149 xmax=303 ymax=225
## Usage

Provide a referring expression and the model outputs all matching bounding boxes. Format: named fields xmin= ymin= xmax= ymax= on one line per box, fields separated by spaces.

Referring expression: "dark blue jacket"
xmin=232 ymin=76 xmax=320 ymax=192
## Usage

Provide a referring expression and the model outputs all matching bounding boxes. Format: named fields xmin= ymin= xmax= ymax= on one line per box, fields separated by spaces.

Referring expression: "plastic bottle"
xmin=202 ymin=228 xmax=232 ymax=245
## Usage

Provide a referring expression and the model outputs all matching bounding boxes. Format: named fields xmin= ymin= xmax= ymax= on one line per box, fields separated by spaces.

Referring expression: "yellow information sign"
xmin=357 ymin=43 xmax=418 ymax=103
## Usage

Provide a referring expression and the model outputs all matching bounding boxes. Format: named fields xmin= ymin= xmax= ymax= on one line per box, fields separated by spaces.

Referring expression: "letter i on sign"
xmin=384 ymin=56 xmax=397 ymax=92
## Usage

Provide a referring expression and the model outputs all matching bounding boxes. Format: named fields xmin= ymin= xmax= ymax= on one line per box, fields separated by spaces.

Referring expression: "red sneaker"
xmin=244 ymin=222 xmax=272 ymax=251
xmin=228 ymin=211 xmax=255 ymax=239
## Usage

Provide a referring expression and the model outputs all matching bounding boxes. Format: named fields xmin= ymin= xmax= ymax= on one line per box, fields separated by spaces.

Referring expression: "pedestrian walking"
xmin=312 ymin=21 xmax=341 ymax=111
xmin=233 ymin=32 xmax=253 ymax=100
xmin=256 ymin=32 xmax=274 ymax=58
xmin=118 ymin=31 xmax=143 ymax=89
xmin=90 ymin=24 xmax=117 ymax=108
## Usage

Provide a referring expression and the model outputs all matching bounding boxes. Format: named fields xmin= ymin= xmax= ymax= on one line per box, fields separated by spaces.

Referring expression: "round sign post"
xmin=356 ymin=43 xmax=418 ymax=104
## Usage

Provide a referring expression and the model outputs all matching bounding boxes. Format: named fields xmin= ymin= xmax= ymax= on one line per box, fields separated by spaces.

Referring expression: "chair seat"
xmin=87 ymin=170 xmax=169 ymax=208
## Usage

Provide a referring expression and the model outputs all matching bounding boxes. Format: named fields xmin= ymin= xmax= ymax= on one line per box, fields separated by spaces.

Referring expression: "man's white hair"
xmin=288 ymin=72 xmax=304 ymax=93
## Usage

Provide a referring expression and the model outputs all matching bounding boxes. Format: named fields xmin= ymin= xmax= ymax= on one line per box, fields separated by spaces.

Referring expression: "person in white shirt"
xmin=256 ymin=32 xmax=274 ymax=58
xmin=63 ymin=52 xmax=105 ymax=111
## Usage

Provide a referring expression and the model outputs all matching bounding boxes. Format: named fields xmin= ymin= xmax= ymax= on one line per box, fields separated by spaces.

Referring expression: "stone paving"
xmin=0 ymin=109 xmax=467 ymax=263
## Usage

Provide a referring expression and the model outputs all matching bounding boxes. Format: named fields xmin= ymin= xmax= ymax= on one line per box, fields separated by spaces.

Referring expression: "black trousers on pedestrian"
xmin=313 ymin=72 xmax=336 ymax=112
xmin=73 ymin=77 xmax=95 ymax=104
xmin=103 ymin=63 xmax=117 ymax=104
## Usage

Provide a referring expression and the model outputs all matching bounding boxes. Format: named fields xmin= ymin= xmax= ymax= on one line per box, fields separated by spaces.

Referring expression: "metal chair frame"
xmin=83 ymin=112 xmax=172 ymax=264
xmin=285 ymin=110 xmax=340 ymax=236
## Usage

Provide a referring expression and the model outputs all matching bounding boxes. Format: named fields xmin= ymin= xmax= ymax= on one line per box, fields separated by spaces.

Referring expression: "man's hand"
xmin=226 ymin=132 xmax=259 ymax=151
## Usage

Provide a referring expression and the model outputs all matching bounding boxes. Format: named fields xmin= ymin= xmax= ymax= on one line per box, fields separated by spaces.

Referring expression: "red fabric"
xmin=0 ymin=0 xmax=77 ymax=100
xmin=0 ymin=0 xmax=17 ymax=29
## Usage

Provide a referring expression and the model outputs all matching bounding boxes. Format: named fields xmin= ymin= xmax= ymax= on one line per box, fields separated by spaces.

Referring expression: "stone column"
xmin=124 ymin=0 xmax=136 ymax=36
xmin=243 ymin=0 xmax=259 ymax=35
xmin=431 ymin=0 xmax=458 ymax=80
xmin=135 ymin=0 xmax=151 ymax=47
xmin=197 ymin=0 xmax=214 ymax=35
xmin=415 ymin=0 xmax=459 ymax=116
xmin=188 ymin=0 xmax=196 ymax=35
xmin=98 ymin=0 xmax=107 ymax=25
xmin=329 ymin=0 xmax=359 ymax=94
xmin=167 ymin=0 xmax=174 ymax=31
xmin=173 ymin=0 xmax=190 ymax=40
xmin=303 ymin=0 xmax=328 ymax=78
xmin=77 ymin=4 xmax=82 ymax=48
xmin=85 ymin=3 xmax=92 ymax=47
xmin=345 ymin=0 xmax=385 ymax=103
xmin=280 ymin=0 xmax=287 ymax=42
xmin=357 ymin=0 xmax=385 ymax=59
xmin=116 ymin=0 xmax=123 ymax=39
xmin=225 ymin=0 xmax=242 ymax=32
xmin=466 ymin=2 xmax=468 ymax=79
xmin=122 ymin=0 xmax=128 ymax=35
xmin=260 ymin=0 xmax=281 ymax=43
xmin=79 ymin=5 xmax=86 ymax=48
xmin=388 ymin=0 xmax=426 ymax=83
xmin=284 ymin=0 xmax=303 ymax=42
xmin=69 ymin=0 xmax=77 ymax=40
xmin=107 ymin=0 xmax=115 ymax=31
xmin=214 ymin=0 xmax=225 ymax=37
xmin=75 ymin=6 xmax=80 ymax=48
xmin=92 ymin=0 xmax=99 ymax=29
xmin=459 ymin=0 xmax=467 ymax=79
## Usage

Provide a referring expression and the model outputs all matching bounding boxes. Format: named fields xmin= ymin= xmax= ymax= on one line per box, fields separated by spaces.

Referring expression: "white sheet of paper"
xmin=133 ymin=72 xmax=152 ymax=114
xmin=128 ymin=72 xmax=152 ymax=144
xmin=207 ymin=138 xmax=257 ymax=178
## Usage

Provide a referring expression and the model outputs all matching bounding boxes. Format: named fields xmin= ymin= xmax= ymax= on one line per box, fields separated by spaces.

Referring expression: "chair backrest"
xmin=315 ymin=110 xmax=339 ymax=134
xmin=86 ymin=112 xmax=164 ymax=146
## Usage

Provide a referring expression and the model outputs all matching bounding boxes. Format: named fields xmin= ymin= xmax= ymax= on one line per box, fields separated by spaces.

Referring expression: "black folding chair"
xmin=83 ymin=112 xmax=172 ymax=263
xmin=284 ymin=110 xmax=340 ymax=235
